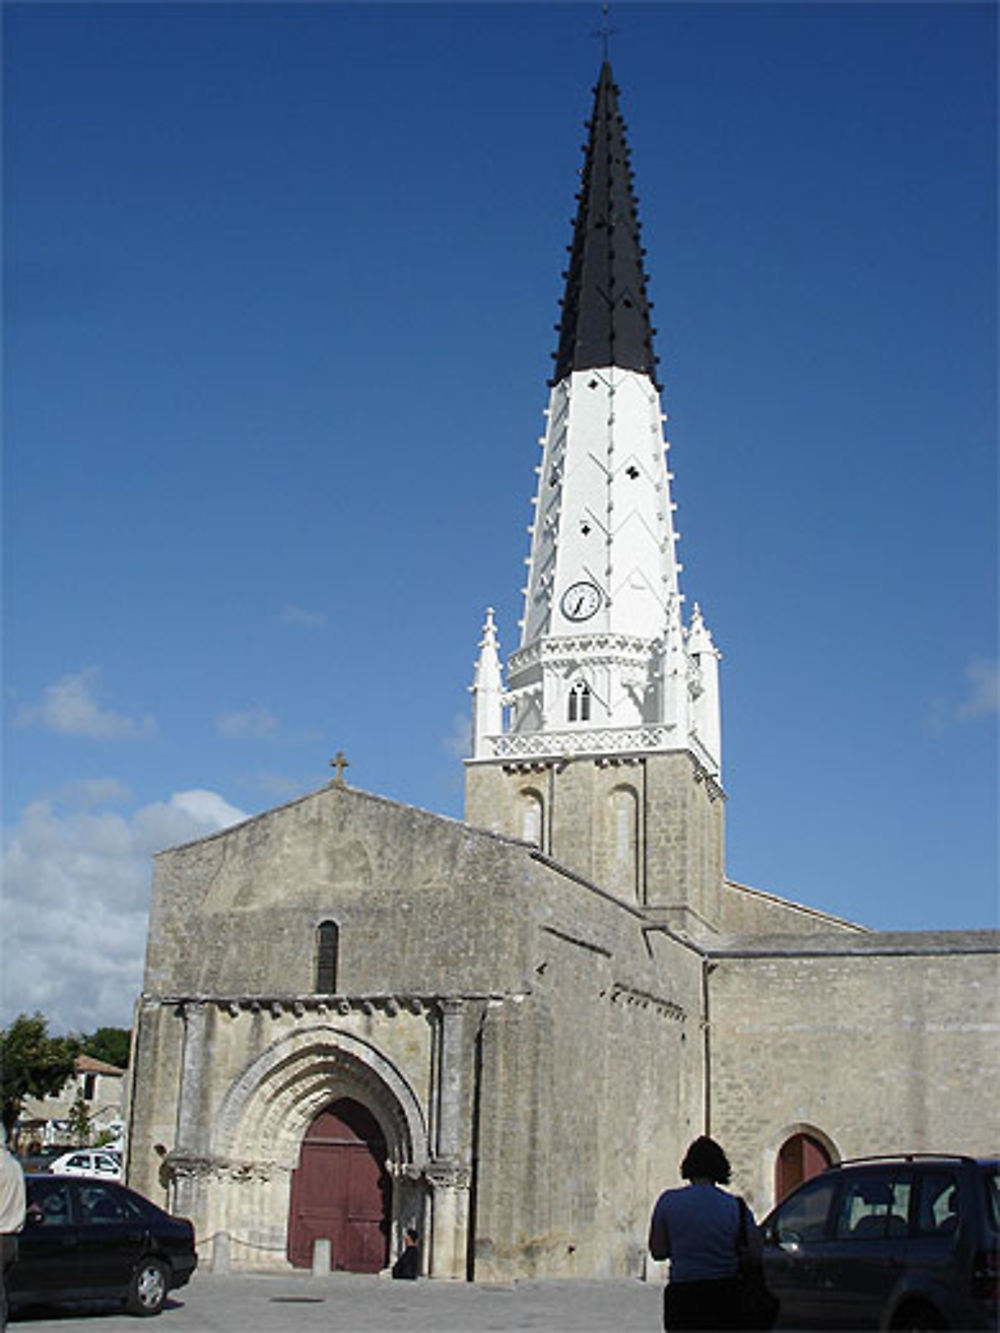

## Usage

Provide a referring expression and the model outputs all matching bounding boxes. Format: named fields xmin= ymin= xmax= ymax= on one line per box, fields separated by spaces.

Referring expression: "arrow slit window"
xmin=315 ymin=920 xmax=339 ymax=993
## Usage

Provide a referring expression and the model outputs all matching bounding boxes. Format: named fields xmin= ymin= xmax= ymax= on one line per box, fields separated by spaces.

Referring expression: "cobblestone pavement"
xmin=11 ymin=1271 xmax=664 ymax=1332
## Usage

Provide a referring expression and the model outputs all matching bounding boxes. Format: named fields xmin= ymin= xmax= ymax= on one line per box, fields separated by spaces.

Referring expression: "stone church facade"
xmin=126 ymin=64 xmax=999 ymax=1281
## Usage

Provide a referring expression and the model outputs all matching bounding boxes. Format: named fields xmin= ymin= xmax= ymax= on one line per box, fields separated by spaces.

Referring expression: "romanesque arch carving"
xmin=212 ymin=1025 xmax=429 ymax=1176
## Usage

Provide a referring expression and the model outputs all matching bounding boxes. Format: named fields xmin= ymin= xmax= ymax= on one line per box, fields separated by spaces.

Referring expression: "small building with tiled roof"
xmin=19 ymin=1054 xmax=126 ymax=1148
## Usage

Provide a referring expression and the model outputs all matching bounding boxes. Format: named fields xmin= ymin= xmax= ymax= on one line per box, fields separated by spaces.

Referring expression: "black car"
xmin=9 ymin=1174 xmax=197 ymax=1317
xmin=761 ymin=1154 xmax=999 ymax=1330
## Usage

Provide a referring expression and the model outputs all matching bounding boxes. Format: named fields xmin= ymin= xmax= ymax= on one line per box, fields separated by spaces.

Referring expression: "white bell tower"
xmin=466 ymin=63 xmax=724 ymax=931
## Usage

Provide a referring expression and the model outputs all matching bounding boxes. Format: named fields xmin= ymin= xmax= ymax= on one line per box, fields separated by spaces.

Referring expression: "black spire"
xmin=551 ymin=63 xmax=659 ymax=387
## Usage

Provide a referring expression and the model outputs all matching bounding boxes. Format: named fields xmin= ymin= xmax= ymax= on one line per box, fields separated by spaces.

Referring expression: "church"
xmin=125 ymin=62 xmax=999 ymax=1282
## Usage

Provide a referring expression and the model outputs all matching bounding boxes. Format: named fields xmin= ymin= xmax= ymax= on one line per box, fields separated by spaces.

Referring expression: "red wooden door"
xmin=287 ymin=1099 xmax=390 ymax=1271
xmin=775 ymin=1133 xmax=832 ymax=1203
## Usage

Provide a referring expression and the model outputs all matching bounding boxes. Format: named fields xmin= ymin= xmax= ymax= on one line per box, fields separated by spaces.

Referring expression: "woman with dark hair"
xmin=648 ymin=1136 xmax=762 ymax=1331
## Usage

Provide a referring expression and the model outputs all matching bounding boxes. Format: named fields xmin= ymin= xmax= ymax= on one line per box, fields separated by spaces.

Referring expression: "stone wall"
xmin=706 ymin=934 xmax=1000 ymax=1218
xmin=470 ymin=864 xmax=706 ymax=1279
xmin=143 ymin=784 xmax=535 ymax=1000
xmin=717 ymin=880 xmax=868 ymax=939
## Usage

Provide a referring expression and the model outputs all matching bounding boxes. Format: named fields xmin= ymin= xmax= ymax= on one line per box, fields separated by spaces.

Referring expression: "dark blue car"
xmin=761 ymin=1154 xmax=999 ymax=1330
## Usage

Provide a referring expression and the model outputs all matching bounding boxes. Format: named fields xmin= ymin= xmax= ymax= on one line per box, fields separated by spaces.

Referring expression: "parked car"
xmin=47 ymin=1147 xmax=123 ymax=1179
xmin=760 ymin=1153 xmax=999 ymax=1330
xmin=8 ymin=1174 xmax=197 ymax=1317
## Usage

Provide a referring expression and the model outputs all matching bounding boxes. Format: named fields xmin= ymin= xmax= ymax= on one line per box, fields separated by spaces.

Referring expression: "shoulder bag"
xmin=737 ymin=1197 xmax=780 ymax=1331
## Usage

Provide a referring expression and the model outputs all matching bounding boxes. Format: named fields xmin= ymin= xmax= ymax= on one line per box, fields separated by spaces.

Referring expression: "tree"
xmin=0 ymin=1012 xmax=79 ymax=1134
xmin=79 ymin=1026 xmax=130 ymax=1070
xmin=67 ymin=1088 xmax=92 ymax=1146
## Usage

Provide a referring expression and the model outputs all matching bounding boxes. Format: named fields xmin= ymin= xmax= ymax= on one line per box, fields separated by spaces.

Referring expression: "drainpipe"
xmin=702 ymin=959 xmax=715 ymax=1135
xmin=123 ymin=997 xmax=143 ymax=1186
xmin=465 ymin=1003 xmax=489 ymax=1281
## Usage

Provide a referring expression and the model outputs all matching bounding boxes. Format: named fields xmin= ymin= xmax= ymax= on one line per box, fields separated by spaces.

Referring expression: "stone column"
xmin=427 ymin=999 xmax=471 ymax=1279
xmin=425 ymin=1160 xmax=471 ymax=1280
xmin=175 ymin=1002 xmax=209 ymax=1150
xmin=436 ymin=999 xmax=465 ymax=1160
xmin=171 ymin=1002 xmax=209 ymax=1217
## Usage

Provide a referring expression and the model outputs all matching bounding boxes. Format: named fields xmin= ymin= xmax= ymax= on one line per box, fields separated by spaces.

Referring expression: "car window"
xmin=915 ymin=1169 xmax=960 ymax=1237
xmin=27 ymin=1179 xmax=73 ymax=1225
xmin=773 ymin=1176 xmax=837 ymax=1244
xmin=67 ymin=1154 xmax=90 ymax=1168
xmin=835 ymin=1171 xmax=912 ymax=1240
xmin=94 ymin=1154 xmax=118 ymax=1172
xmin=78 ymin=1183 xmax=131 ymax=1225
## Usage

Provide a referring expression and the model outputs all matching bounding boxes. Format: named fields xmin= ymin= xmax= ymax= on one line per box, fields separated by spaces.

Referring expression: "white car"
xmin=47 ymin=1148 xmax=123 ymax=1180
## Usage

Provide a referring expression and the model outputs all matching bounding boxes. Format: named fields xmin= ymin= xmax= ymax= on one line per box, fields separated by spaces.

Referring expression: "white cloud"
xmin=16 ymin=668 xmax=156 ymax=740
xmin=1 ymin=787 xmax=248 ymax=1034
xmin=956 ymin=656 xmax=999 ymax=722
xmin=280 ymin=604 xmax=327 ymax=629
xmin=215 ymin=706 xmax=280 ymax=740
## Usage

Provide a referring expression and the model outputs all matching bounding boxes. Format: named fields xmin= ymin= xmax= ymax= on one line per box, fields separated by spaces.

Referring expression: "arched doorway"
xmin=287 ymin=1098 xmax=391 ymax=1271
xmin=775 ymin=1131 xmax=833 ymax=1203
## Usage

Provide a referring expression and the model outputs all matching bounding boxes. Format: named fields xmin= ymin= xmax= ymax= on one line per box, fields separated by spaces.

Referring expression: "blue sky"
xmin=3 ymin=1 xmax=997 ymax=1034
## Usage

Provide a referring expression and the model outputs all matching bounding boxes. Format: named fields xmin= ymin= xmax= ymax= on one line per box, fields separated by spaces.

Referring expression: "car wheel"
xmin=890 ymin=1302 xmax=948 ymax=1331
xmin=125 ymin=1256 xmax=168 ymax=1316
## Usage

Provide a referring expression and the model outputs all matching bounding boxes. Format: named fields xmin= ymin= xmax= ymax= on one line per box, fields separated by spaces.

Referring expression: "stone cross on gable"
xmin=329 ymin=751 xmax=350 ymax=785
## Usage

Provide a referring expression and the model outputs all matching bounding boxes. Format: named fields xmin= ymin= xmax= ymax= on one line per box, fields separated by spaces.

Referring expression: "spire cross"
xmin=591 ymin=3 xmax=618 ymax=62
xmin=329 ymin=751 xmax=350 ymax=785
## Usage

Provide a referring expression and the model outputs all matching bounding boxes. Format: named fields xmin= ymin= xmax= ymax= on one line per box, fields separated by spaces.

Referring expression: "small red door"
xmin=287 ymin=1099 xmax=390 ymax=1271
xmin=775 ymin=1133 xmax=832 ymax=1203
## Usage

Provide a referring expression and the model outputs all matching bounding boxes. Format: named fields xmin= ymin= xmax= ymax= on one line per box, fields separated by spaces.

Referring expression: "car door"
xmin=900 ymin=1167 xmax=963 ymax=1322
xmin=761 ymin=1174 xmax=838 ymax=1328
xmin=821 ymin=1168 xmax=914 ymax=1328
xmin=93 ymin=1151 xmax=122 ymax=1180
xmin=72 ymin=1181 xmax=148 ymax=1293
xmin=11 ymin=1177 xmax=83 ymax=1302
xmin=58 ymin=1152 xmax=93 ymax=1178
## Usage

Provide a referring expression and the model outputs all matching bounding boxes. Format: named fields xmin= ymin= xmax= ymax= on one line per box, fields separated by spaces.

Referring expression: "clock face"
xmin=561 ymin=581 xmax=602 ymax=622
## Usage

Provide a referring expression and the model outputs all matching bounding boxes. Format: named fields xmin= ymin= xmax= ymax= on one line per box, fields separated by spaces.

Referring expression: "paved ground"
xmin=11 ymin=1271 xmax=665 ymax=1332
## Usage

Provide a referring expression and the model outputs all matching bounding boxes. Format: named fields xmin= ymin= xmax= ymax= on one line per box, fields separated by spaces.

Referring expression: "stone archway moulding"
xmin=212 ymin=1024 xmax=430 ymax=1174
xmin=761 ymin=1122 xmax=840 ymax=1213
xmin=768 ymin=1122 xmax=840 ymax=1168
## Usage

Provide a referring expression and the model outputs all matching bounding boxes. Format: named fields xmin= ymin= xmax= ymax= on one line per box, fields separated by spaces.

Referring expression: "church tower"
xmin=466 ymin=63 xmax=725 ymax=933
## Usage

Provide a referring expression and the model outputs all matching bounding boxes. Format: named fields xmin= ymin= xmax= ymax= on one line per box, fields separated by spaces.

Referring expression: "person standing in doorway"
xmin=0 ymin=1126 xmax=26 ymax=1331
xmin=649 ymin=1136 xmax=761 ymax=1331
xmin=391 ymin=1227 xmax=420 ymax=1280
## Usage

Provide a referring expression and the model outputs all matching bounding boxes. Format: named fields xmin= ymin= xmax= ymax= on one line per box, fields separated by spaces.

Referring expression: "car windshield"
xmin=772 ymin=1176 xmax=837 ymax=1245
